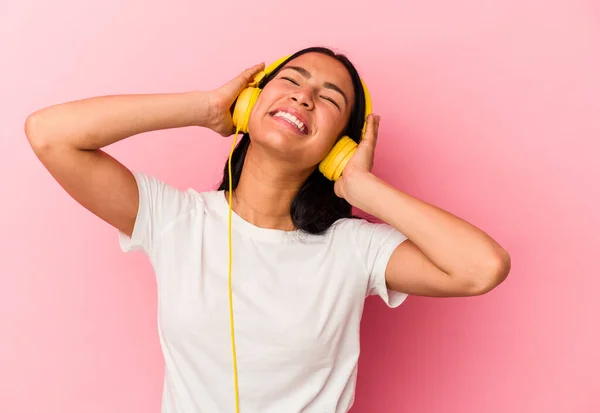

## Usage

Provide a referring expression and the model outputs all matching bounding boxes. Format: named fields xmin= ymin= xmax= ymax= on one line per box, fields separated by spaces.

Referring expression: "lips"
xmin=268 ymin=107 xmax=311 ymax=135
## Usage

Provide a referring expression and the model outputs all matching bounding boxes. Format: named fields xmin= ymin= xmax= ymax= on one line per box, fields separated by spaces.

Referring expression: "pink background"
xmin=2 ymin=0 xmax=599 ymax=412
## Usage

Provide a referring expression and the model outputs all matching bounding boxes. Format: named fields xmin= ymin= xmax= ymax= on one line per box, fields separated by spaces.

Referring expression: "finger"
xmin=362 ymin=114 xmax=379 ymax=146
xmin=226 ymin=62 xmax=265 ymax=93
xmin=373 ymin=114 xmax=380 ymax=145
xmin=240 ymin=62 xmax=266 ymax=81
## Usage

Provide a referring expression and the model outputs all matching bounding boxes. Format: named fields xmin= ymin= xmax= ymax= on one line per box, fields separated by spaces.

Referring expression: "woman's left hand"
xmin=334 ymin=114 xmax=381 ymax=202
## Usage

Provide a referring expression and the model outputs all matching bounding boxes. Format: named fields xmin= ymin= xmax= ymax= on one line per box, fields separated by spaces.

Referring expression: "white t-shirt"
xmin=118 ymin=171 xmax=408 ymax=413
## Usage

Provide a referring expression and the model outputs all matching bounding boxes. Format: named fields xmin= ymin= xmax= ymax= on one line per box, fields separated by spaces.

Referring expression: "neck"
xmin=227 ymin=142 xmax=313 ymax=231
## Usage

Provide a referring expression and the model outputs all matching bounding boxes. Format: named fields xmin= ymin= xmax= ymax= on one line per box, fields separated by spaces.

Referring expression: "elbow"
xmin=467 ymin=249 xmax=512 ymax=296
xmin=25 ymin=112 xmax=51 ymax=152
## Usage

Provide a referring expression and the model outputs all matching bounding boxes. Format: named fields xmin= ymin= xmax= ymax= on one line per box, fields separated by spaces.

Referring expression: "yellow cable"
xmin=228 ymin=125 xmax=241 ymax=413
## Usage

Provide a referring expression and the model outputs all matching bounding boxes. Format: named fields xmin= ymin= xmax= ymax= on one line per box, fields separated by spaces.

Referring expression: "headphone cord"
xmin=228 ymin=125 xmax=241 ymax=413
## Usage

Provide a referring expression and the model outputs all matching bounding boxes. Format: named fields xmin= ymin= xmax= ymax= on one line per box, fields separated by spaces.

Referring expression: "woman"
xmin=25 ymin=46 xmax=510 ymax=413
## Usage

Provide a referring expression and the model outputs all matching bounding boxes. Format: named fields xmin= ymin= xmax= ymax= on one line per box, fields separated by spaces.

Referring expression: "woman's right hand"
xmin=205 ymin=62 xmax=266 ymax=137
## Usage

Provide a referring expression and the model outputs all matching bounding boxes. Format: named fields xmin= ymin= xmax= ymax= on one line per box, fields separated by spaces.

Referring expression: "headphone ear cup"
xmin=232 ymin=87 xmax=262 ymax=133
xmin=318 ymin=136 xmax=358 ymax=181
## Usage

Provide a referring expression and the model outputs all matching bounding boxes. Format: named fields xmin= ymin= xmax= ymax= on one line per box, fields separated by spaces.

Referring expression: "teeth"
xmin=273 ymin=111 xmax=306 ymax=133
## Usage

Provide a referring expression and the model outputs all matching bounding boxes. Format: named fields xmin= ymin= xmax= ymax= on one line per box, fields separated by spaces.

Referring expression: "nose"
xmin=290 ymin=88 xmax=314 ymax=110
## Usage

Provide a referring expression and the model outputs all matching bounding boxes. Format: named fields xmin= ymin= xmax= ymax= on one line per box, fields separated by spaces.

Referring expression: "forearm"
xmin=347 ymin=172 xmax=510 ymax=278
xmin=25 ymin=91 xmax=211 ymax=150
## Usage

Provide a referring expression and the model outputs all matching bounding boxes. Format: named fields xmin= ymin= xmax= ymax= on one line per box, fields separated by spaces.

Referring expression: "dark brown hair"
xmin=218 ymin=46 xmax=367 ymax=235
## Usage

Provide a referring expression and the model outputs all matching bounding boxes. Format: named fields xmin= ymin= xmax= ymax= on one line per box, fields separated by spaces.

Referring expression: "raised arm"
xmin=24 ymin=63 xmax=265 ymax=237
xmin=25 ymin=91 xmax=212 ymax=237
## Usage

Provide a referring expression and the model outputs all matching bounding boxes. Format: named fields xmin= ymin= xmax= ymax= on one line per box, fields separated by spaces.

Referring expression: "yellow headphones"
xmin=231 ymin=55 xmax=373 ymax=181
xmin=225 ymin=56 xmax=372 ymax=413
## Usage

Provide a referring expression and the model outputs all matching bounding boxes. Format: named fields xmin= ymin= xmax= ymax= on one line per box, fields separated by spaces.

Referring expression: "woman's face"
xmin=247 ymin=52 xmax=356 ymax=169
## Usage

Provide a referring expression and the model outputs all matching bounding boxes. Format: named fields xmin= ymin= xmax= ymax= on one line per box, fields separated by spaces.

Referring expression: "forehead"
xmin=281 ymin=53 xmax=355 ymax=104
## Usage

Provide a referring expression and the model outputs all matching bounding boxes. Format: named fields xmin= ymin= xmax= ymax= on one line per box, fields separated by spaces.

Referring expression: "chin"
xmin=248 ymin=118 xmax=324 ymax=167
xmin=250 ymin=121 xmax=299 ymax=150
xmin=258 ymin=132 xmax=300 ymax=159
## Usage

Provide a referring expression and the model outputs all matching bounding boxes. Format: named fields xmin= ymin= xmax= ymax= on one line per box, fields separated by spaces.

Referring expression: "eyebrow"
xmin=282 ymin=66 xmax=349 ymax=106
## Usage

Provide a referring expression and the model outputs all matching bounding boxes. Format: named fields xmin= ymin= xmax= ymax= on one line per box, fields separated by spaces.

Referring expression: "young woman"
xmin=25 ymin=46 xmax=510 ymax=413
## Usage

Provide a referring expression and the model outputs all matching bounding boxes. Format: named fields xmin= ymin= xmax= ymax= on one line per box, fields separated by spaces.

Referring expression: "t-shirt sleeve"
xmin=349 ymin=218 xmax=409 ymax=308
xmin=118 ymin=171 xmax=193 ymax=256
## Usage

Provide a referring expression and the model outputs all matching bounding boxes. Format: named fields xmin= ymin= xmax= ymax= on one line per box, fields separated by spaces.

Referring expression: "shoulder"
xmin=326 ymin=217 xmax=375 ymax=248
xmin=329 ymin=216 xmax=396 ymax=237
xmin=131 ymin=170 xmax=224 ymax=223
xmin=329 ymin=216 xmax=408 ymax=255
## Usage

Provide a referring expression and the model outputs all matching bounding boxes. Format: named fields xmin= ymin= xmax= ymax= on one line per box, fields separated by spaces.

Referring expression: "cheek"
xmin=313 ymin=113 xmax=352 ymax=160
xmin=247 ymin=90 xmax=277 ymax=135
xmin=246 ymin=102 xmax=264 ymax=137
xmin=310 ymin=127 xmax=341 ymax=161
xmin=317 ymin=136 xmax=339 ymax=158
xmin=316 ymin=106 xmax=347 ymax=143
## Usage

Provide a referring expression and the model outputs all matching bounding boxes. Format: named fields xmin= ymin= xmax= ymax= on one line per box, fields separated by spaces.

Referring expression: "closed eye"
xmin=281 ymin=76 xmax=341 ymax=110
xmin=320 ymin=95 xmax=340 ymax=110
xmin=281 ymin=76 xmax=299 ymax=86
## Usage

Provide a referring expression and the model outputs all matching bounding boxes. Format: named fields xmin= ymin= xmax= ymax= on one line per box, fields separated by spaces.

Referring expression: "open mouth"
xmin=269 ymin=110 xmax=309 ymax=135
